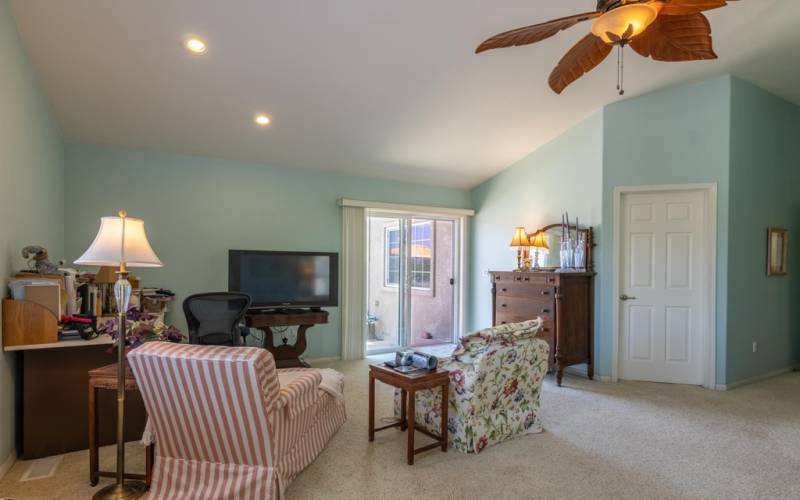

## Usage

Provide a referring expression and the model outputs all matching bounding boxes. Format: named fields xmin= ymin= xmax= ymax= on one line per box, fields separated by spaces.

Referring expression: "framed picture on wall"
xmin=767 ymin=227 xmax=788 ymax=276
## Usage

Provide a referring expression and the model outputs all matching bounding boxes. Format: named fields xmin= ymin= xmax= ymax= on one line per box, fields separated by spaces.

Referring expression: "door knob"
xmin=619 ymin=294 xmax=637 ymax=301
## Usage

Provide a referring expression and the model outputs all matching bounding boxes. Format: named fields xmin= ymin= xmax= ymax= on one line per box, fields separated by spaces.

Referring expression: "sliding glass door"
xmin=366 ymin=213 xmax=459 ymax=354
xmin=366 ymin=215 xmax=403 ymax=351
xmin=408 ymin=218 xmax=454 ymax=347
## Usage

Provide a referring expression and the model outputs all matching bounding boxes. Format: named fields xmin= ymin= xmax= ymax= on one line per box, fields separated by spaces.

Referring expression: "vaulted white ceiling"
xmin=10 ymin=0 xmax=800 ymax=189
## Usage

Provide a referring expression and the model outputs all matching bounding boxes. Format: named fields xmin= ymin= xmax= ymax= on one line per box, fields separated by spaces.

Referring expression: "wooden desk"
xmin=368 ymin=363 xmax=449 ymax=465
xmin=6 ymin=337 xmax=148 ymax=459
xmin=3 ymin=334 xmax=114 ymax=351
xmin=245 ymin=309 xmax=328 ymax=368
xmin=88 ymin=363 xmax=154 ymax=488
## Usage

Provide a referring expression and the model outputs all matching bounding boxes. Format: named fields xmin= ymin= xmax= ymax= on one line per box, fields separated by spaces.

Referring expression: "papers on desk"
xmin=8 ymin=279 xmax=63 ymax=318
xmin=8 ymin=279 xmax=58 ymax=300
xmin=9 ymin=270 xmax=81 ymax=317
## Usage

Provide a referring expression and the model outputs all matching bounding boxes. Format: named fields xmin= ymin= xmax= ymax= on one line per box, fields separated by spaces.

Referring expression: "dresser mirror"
xmin=527 ymin=224 xmax=594 ymax=271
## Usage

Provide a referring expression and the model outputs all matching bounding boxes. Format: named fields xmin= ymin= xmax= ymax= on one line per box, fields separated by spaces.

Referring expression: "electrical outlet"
xmin=752 ymin=341 xmax=758 ymax=353
xmin=481 ymin=270 xmax=489 ymax=277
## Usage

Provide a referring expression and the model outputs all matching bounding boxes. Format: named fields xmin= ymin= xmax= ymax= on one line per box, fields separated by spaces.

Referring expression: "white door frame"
xmin=611 ymin=183 xmax=717 ymax=389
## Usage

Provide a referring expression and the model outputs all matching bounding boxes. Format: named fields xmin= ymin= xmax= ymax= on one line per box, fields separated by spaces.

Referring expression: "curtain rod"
xmin=338 ymin=198 xmax=475 ymax=216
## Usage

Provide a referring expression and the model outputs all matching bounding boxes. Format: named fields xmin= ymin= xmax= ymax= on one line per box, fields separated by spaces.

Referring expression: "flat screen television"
xmin=228 ymin=250 xmax=338 ymax=309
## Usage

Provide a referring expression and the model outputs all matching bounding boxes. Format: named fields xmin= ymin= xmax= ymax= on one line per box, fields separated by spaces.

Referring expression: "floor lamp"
xmin=75 ymin=210 xmax=163 ymax=500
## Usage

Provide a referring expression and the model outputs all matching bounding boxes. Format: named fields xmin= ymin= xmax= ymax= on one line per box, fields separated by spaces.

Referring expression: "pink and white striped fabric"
xmin=127 ymin=342 xmax=346 ymax=499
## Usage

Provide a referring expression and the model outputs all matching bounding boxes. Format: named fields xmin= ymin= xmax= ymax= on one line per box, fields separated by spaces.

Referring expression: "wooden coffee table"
xmin=368 ymin=363 xmax=449 ymax=465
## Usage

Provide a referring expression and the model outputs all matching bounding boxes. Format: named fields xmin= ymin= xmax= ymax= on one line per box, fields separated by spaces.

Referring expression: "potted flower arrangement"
xmin=99 ymin=306 xmax=184 ymax=351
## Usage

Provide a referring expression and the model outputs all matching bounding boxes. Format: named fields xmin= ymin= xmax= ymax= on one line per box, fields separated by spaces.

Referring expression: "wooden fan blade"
xmin=630 ymin=13 xmax=717 ymax=62
xmin=476 ymin=12 xmax=601 ymax=54
xmin=549 ymin=34 xmax=612 ymax=94
xmin=658 ymin=0 xmax=738 ymax=16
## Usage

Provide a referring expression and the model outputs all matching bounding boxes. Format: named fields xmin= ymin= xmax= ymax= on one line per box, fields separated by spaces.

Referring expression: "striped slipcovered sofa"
xmin=127 ymin=342 xmax=346 ymax=499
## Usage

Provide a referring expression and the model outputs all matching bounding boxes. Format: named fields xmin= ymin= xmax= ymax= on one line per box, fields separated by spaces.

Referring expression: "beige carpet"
xmin=1 ymin=359 xmax=798 ymax=500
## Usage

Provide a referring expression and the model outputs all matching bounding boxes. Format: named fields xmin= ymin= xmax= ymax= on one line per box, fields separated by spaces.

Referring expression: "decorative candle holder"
xmin=574 ymin=234 xmax=586 ymax=271
xmin=559 ymin=239 xmax=573 ymax=272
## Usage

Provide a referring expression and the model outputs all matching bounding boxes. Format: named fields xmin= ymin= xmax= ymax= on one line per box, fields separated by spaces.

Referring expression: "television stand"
xmin=244 ymin=308 xmax=329 ymax=368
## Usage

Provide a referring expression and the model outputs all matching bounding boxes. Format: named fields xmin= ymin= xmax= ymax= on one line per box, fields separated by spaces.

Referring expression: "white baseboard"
xmin=304 ymin=356 xmax=341 ymax=364
xmin=715 ymin=365 xmax=798 ymax=391
xmin=0 ymin=449 xmax=16 ymax=481
xmin=563 ymin=365 xmax=612 ymax=382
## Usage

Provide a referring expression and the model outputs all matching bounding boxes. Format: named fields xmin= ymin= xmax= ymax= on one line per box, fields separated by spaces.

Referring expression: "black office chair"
xmin=183 ymin=292 xmax=252 ymax=346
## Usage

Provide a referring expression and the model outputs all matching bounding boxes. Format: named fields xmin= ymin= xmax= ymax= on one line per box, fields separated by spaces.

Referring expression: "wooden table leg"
xmin=400 ymin=389 xmax=407 ymax=431
xmin=407 ymin=390 xmax=415 ymax=465
xmin=440 ymin=382 xmax=448 ymax=452
xmin=368 ymin=373 xmax=375 ymax=442
xmin=145 ymin=444 xmax=154 ymax=488
xmin=88 ymin=384 xmax=98 ymax=486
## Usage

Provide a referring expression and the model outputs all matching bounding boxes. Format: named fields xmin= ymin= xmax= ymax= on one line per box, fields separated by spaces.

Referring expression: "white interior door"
xmin=619 ymin=190 xmax=708 ymax=385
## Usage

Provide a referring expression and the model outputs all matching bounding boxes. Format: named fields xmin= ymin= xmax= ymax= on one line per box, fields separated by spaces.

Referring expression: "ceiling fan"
xmin=475 ymin=0 xmax=740 ymax=95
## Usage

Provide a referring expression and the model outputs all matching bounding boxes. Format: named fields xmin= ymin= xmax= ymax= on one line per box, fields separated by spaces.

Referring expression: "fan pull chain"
xmin=616 ymin=44 xmax=625 ymax=96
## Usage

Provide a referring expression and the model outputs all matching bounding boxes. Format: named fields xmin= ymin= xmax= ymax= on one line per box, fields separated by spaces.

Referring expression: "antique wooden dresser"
xmin=489 ymin=270 xmax=595 ymax=386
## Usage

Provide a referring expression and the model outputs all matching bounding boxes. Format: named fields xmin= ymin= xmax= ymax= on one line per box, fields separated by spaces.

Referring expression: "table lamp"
xmin=530 ymin=231 xmax=550 ymax=270
xmin=75 ymin=210 xmax=162 ymax=500
xmin=509 ymin=227 xmax=530 ymax=271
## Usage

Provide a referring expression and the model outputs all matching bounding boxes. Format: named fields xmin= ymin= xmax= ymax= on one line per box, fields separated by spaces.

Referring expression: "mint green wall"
xmin=469 ymin=77 xmax=736 ymax=381
xmin=0 ymin=0 xmax=64 ymax=462
xmin=602 ymin=76 xmax=732 ymax=383
xmin=727 ymin=78 xmax=800 ymax=383
xmin=63 ymin=144 xmax=471 ymax=359
xmin=468 ymin=111 xmax=603 ymax=344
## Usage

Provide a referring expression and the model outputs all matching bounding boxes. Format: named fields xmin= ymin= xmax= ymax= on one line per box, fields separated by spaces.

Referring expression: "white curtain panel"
xmin=340 ymin=206 xmax=366 ymax=360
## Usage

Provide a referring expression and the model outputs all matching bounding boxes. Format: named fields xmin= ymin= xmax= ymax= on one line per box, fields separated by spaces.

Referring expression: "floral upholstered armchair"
xmin=394 ymin=318 xmax=549 ymax=453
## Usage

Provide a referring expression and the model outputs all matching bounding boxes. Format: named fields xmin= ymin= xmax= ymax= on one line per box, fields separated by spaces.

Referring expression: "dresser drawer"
xmin=491 ymin=272 xmax=557 ymax=287
xmin=496 ymin=284 xmax=555 ymax=301
xmin=496 ymin=295 xmax=554 ymax=317
xmin=496 ymin=312 xmax=532 ymax=325
xmin=496 ymin=296 xmax=553 ymax=320
xmin=496 ymin=312 xmax=553 ymax=331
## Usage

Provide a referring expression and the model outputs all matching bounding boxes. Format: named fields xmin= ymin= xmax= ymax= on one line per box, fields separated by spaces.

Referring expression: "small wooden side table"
xmin=368 ymin=363 xmax=449 ymax=465
xmin=88 ymin=363 xmax=154 ymax=488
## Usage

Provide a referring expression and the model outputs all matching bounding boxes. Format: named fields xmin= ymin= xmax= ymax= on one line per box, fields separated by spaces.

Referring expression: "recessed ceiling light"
xmin=184 ymin=36 xmax=207 ymax=54
xmin=254 ymin=114 xmax=271 ymax=127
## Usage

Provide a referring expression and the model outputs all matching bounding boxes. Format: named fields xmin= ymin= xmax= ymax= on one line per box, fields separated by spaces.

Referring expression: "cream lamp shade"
xmin=75 ymin=213 xmax=163 ymax=268
xmin=509 ymin=227 xmax=530 ymax=248
xmin=530 ymin=231 xmax=550 ymax=251
xmin=591 ymin=3 xmax=659 ymax=44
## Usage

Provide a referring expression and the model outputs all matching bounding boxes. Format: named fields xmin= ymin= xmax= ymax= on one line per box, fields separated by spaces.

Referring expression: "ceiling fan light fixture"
xmin=591 ymin=3 xmax=659 ymax=44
